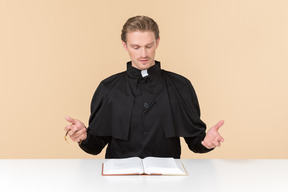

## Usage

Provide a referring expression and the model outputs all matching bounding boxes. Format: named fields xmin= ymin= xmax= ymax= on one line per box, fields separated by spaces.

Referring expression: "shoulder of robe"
xmin=162 ymin=70 xmax=193 ymax=90
xmin=90 ymin=71 xmax=126 ymax=105
xmin=95 ymin=71 xmax=127 ymax=96
xmin=162 ymin=70 xmax=199 ymax=109
xmin=100 ymin=71 xmax=126 ymax=87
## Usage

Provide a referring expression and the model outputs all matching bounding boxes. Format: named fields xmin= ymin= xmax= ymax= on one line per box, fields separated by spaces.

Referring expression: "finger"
xmin=211 ymin=136 xmax=224 ymax=146
xmin=71 ymin=131 xmax=86 ymax=143
xmin=65 ymin=116 xmax=77 ymax=124
xmin=201 ymin=141 xmax=215 ymax=149
xmin=219 ymin=137 xmax=224 ymax=143
xmin=72 ymin=134 xmax=86 ymax=143
xmin=64 ymin=125 xmax=72 ymax=132
xmin=213 ymin=120 xmax=225 ymax=131
xmin=71 ymin=127 xmax=87 ymax=139
xmin=68 ymin=125 xmax=78 ymax=136
xmin=213 ymin=140 xmax=222 ymax=147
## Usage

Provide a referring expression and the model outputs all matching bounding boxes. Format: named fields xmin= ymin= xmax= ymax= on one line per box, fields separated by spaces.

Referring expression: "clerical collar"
xmin=126 ymin=60 xmax=161 ymax=79
xmin=141 ymin=70 xmax=149 ymax=77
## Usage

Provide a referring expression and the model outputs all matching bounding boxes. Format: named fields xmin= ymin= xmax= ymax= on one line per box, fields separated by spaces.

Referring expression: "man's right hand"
xmin=64 ymin=116 xmax=87 ymax=143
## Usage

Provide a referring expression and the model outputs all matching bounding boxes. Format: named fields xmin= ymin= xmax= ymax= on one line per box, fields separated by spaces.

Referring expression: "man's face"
xmin=123 ymin=31 xmax=160 ymax=70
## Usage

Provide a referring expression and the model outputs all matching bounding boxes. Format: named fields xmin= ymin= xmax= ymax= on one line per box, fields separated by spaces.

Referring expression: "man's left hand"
xmin=201 ymin=120 xmax=225 ymax=149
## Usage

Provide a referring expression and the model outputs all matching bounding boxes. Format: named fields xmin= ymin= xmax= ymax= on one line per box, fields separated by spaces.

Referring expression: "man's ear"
xmin=156 ymin=38 xmax=160 ymax=48
xmin=122 ymin=41 xmax=128 ymax=51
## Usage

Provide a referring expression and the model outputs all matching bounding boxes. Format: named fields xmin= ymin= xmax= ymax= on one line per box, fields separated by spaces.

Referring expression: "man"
xmin=64 ymin=16 xmax=224 ymax=158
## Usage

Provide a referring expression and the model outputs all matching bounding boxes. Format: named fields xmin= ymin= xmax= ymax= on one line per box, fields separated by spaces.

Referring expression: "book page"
xmin=142 ymin=157 xmax=187 ymax=175
xmin=103 ymin=157 xmax=144 ymax=175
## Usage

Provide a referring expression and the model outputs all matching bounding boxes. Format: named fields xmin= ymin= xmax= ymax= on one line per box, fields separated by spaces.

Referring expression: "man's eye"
xmin=133 ymin=47 xmax=139 ymax=49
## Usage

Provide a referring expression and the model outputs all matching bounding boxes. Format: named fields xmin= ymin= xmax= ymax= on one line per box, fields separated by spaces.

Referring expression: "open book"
xmin=102 ymin=157 xmax=187 ymax=176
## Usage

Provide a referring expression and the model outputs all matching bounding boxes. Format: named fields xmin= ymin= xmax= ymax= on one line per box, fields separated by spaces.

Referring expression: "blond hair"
xmin=121 ymin=16 xmax=160 ymax=43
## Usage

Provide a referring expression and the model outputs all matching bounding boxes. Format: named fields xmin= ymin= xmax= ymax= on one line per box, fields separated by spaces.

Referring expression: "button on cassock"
xmin=144 ymin=103 xmax=149 ymax=109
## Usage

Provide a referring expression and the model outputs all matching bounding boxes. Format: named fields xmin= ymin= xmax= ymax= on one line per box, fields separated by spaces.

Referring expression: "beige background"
xmin=1 ymin=0 xmax=287 ymax=159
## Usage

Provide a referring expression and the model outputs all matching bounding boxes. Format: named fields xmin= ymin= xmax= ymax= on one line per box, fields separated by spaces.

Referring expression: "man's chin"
xmin=134 ymin=61 xmax=154 ymax=70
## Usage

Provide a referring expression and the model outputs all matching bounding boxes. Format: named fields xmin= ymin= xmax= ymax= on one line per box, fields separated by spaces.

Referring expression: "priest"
xmin=64 ymin=16 xmax=224 ymax=158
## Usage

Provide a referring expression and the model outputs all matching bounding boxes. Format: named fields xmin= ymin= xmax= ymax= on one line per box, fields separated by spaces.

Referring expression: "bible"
xmin=102 ymin=157 xmax=187 ymax=176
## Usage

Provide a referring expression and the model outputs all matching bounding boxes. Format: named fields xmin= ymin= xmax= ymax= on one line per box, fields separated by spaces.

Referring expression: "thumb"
xmin=213 ymin=120 xmax=225 ymax=131
xmin=65 ymin=116 xmax=76 ymax=124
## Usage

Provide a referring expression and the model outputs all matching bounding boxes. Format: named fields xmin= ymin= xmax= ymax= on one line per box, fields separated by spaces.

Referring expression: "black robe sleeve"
xmin=158 ymin=71 xmax=213 ymax=153
xmin=79 ymin=130 xmax=110 ymax=155
xmin=182 ymin=78 xmax=214 ymax=153
xmin=79 ymin=82 xmax=110 ymax=155
xmin=79 ymin=73 xmax=134 ymax=154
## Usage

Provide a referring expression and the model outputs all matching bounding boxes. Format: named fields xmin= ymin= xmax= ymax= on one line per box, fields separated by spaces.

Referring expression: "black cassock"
xmin=80 ymin=61 xmax=212 ymax=158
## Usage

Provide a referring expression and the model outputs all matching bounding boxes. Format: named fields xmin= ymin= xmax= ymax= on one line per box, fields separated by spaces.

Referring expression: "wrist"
xmin=78 ymin=128 xmax=88 ymax=145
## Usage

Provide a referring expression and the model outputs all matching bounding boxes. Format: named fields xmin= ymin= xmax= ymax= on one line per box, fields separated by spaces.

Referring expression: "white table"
xmin=0 ymin=159 xmax=287 ymax=192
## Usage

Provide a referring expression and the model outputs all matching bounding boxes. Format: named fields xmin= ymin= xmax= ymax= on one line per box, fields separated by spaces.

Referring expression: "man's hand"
xmin=201 ymin=120 xmax=224 ymax=149
xmin=64 ymin=116 xmax=87 ymax=143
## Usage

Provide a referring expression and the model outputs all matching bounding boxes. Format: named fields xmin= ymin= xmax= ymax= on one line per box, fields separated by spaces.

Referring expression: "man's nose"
xmin=140 ymin=48 xmax=147 ymax=57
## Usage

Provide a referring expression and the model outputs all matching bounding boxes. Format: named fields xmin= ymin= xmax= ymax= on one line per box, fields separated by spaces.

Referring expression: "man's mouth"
xmin=139 ymin=58 xmax=149 ymax=63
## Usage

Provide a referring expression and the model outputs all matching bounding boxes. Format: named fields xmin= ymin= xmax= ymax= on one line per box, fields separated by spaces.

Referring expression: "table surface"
xmin=0 ymin=159 xmax=287 ymax=192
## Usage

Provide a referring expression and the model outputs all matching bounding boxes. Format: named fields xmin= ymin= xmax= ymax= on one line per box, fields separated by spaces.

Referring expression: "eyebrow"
xmin=130 ymin=42 xmax=155 ymax=47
